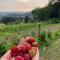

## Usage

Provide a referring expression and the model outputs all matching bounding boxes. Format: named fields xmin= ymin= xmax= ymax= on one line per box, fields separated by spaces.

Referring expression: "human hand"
xmin=0 ymin=37 xmax=40 ymax=60
xmin=32 ymin=48 xmax=39 ymax=60
xmin=0 ymin=50 xmax=11 ymax=60
xmin=0 ymin=48 xmax=39 ymax=60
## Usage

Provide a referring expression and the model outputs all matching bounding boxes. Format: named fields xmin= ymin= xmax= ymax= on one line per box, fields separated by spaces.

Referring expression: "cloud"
xmin=16 ymin=0 xmax=30 ymax=3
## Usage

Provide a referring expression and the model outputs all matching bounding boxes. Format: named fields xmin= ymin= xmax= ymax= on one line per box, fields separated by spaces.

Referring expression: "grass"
xmin=41 ymin=39 xmax=60 ymax=60
xmin=0 ymin=23 xmax=38 ymax=43
xmin=0 ymin=23 xmax=60 ymax=44
xmin=0 ymin=23 xmax=60 ymax=59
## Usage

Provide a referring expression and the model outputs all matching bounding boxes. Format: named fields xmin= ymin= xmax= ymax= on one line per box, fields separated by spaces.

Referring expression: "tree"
xmin=1 ymin=17 xmax=15 ymax=24
xmin=32 ymin=6 xmax=52 ymax=21
xmin=32 ymin=1 xmax=60 ymax=22
xmin=49 ymin=0 xmax=54 ymax=5
xmin=49 ymin=2 xmax=60 ymax=18
xmin=25 ymin=16 xmax=30 ymax=23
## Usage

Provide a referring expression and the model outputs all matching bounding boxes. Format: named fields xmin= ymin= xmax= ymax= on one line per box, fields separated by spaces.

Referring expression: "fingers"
xmin=32 ymin=48 xmax=40 ymax=60
xmin=0 ymin=50 xmax=11 ymax=60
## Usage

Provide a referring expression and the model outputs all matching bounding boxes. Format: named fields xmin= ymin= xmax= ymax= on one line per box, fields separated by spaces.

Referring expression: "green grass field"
xmin=0 ymin=23 xmax=60 ymax=60
xmin=41 ymin=39 xmax=60 ymax=60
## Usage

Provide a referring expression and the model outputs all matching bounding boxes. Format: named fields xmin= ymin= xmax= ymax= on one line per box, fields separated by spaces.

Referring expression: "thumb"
xmin=32 ymin=48 xmax=40 ymax=60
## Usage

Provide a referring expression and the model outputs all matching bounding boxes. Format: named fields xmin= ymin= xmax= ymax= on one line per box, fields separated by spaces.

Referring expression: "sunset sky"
xmin=0 ymin=0 xmax=49 ymax=12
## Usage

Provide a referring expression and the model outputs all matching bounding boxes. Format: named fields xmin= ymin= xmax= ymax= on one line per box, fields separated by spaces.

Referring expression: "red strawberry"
xmin=24 ymin=54 xmax=31 ymax=60
xmin=18 ymin=53 xmax=24 ymax=57
xmin=20 ymin=45 xmax=26 ymax=54
xmin=32 ymin=42 xmax=38 ymax=47
xmin=26 ymin=37 xmax=35 ymax=44
xmin=25 ymin=43 xmax=32 ymax=51
xmin=15 ymin=56 xmax=24 ymax=60
xmin=11 ymin=46 xmax=19 ymax=57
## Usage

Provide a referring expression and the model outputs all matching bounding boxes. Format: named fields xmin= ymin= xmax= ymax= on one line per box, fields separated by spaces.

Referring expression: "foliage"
xmin=32 ymin=2 xmax=60 ymax=23
xmin=1 ymin=17 xmax=16 ymax=24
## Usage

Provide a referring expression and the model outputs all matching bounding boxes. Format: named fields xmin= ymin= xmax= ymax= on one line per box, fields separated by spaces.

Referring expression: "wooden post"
xmin=38 ymin=23 xmax=41 ymax=34
xmin=38 ymin=23 xmax=41 ymax=41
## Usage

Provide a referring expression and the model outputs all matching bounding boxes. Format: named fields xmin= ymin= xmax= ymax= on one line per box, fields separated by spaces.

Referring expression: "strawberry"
xmin=32 ymin=42 xmax=38 ymax=47
xmin=32 ymin=47 xmax=37 ymax=51
xmin=20 ymin=45 xmax=27 ymax=54
xmin=29 ymin=47 xmax=37 ymax=57
xmin=18 ymin=53 xmax=24 ymax=57
xmin=15 ymin=56 xmax=24 ymax=60
xmin=11 ymin=46 xmax=19 ymax=57
xmin=24 ymin=54 xmax=31 ymax=60
xmin=26 ymin=37 xmax=35 ymax=44
xmin=25 ymin=43 xmax=32 ymax=51
xmin=19 ymin=37 xmax=26 ymax=45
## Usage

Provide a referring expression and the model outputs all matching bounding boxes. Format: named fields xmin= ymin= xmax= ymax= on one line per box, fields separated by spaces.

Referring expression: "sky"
xmin=0 ymin=0 xmax=49 ymax=12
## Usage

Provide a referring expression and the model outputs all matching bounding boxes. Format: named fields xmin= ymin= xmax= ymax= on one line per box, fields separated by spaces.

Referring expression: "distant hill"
xmin=0 ymin=12 xmax=32 ymax=17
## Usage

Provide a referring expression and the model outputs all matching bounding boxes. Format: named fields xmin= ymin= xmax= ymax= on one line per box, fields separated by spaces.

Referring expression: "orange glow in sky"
xmin=0 ymin=0 xmax=49 ymax=12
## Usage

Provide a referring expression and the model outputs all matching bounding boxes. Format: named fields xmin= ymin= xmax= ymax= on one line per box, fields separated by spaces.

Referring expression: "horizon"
xmin=0 ymin=0 xmax=49 ymax=12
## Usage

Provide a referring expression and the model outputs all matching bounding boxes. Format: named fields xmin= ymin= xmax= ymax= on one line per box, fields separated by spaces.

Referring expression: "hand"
xmin=0 ymin=37 xmax=40 ymax=60
xmin=0 ymin=48 xmax=39 ymax=60
xmin=0 ymin=50 xmax=11 ymax=60
xmin=32 ymin=48 xmax=39 ymax=60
